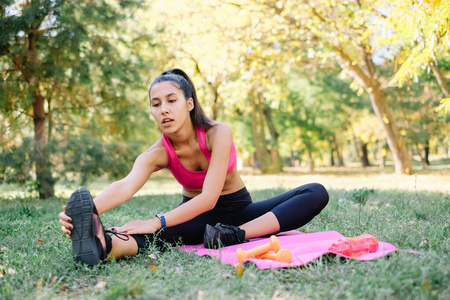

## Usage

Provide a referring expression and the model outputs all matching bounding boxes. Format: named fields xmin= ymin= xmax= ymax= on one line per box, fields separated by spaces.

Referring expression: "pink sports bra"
xmin=161 ymin=127 xmax=237 ymax=190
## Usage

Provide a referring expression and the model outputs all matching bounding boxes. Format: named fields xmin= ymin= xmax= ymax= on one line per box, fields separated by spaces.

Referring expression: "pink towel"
xmin=181 ymin=230 xmax=399 ymax=269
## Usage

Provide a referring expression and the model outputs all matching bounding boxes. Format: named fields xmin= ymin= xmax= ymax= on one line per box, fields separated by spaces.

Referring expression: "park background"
xmin=0 ymin=0 xmax=449 ymax=299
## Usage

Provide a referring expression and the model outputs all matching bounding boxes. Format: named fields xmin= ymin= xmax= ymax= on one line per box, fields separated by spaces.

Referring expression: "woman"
xmin=59 ymin=68 xmax=329 ymax=266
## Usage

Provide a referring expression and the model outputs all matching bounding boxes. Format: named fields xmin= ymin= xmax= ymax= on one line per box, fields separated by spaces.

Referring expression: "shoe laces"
xmin=93 ymin=209 xmax=129 ymax=242
xmin=105 ymin=228 xmax=130 ymax=241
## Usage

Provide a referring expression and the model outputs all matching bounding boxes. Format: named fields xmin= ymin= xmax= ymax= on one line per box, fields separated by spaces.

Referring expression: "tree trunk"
xmin=330 ymin=148 xmax=335 ymax=166
xmin=250 ymin=90 xmax=262 ymax=169
xmin=262 ymin=104 xmax=283 ymax=173
xmin=47 ymin=97 xmax=53 ymax=140
xmin=444 ymin=143 xmax=449 ymax=162
xmin=412 ymin=143 xmax=428 ymax=169
xmin=361 ymin=142 xmax=370 ymax=167
xmin=430 ymin=62 xmax=450 ymax=97
xmin=350 ymin=127 xmax=363 ymax=165
xmin=249 ymin=90 xmax=271 ymax=172
xmin=211 ymin=85 xmax=220 ymax=120
xmin=192 ymin=59 xmax=222 ymax=119
xmin=378 ymin=138 xmax=386 ymax=169
xmin=256 ymin=93 xmax=272 ymax=172
xmin=33 ymin=90 xmax=54 ymax=198
xmin=424 ymin=140 xmax=430 ymax=166
xmin=256 ymin=93 xmax=269 ymax=153
xmin=399 ymin=100 xmax=428 ymax=168
xmin=367 ymin=87 xmax=412 ymax=174
xmin=332 ymin=137 xmax=344 ymax=166
xmin=306 ymin=146 xmax=314 ymax=172
xmin=336 ymin=48 xmax=413 ymax=174
xmin=25 ymin=22 xmax=55 ymax=198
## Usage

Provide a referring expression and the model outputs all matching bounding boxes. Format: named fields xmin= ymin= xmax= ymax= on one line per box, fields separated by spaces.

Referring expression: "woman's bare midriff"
xmin=182 ymin=167 xmax=245 ymax=198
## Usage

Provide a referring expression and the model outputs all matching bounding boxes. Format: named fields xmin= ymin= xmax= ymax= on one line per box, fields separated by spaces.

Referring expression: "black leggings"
xmin=131 ymin=183 xmax=329 ymax=251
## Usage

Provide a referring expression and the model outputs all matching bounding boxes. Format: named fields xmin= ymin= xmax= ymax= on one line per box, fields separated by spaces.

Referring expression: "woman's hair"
xmin=149 ymin=68 xmax=214 ymax=131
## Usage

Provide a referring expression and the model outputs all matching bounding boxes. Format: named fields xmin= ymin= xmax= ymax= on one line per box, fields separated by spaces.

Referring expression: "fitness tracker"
xmin=155 ymin=213 xmax=166 ymax=229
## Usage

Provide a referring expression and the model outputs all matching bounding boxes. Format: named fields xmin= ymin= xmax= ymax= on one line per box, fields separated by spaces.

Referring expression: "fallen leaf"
xmin=37 ymin=239 xmax=43 ymax=243
xmin=35 ymin=279 xmax=43 ymax=290
xmin=235 ymin=263 xmax=244 ymax=276
xmin=148 ymin=254 xmax=156 ymax=259
xmin=423 ymin=280 xmax=430 ymax=287
xmin=149 ymin=264 xmax=157 ymax=272
xmin=198 ymin=290 xmax=206 ymax=300
xmin=419 ymin=240 xmax=429 ymax=247
xmin=6 ymin=267 xmax=15 ymax=275
xmin=174 ymin=266 xmax=183 ymax=274
xmin=94 ymin=279 xmax=106 ymax=291
xmin=60 ymin=284 xmax=68 ymax=292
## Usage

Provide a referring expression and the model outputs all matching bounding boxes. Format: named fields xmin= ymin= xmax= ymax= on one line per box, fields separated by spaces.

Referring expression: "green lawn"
xmin=0 ymin=171 xmax=449 ymax=299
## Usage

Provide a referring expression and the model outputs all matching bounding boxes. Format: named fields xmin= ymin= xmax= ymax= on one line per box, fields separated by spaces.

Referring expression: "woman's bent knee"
xmin=308 ymin=182 xmax=329 ymax=209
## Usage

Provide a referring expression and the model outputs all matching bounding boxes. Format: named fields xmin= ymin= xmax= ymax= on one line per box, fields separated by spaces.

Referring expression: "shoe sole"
xmin=65 ymin=187 xmax=100 ymax=266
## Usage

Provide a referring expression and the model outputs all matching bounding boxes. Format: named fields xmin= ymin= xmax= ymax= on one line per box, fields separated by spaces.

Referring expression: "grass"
xmin=0 ymin=167 xmax=449 ymax=299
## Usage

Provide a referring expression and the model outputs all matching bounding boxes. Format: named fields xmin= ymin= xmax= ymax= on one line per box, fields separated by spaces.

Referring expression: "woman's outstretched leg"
xmin=65 ymin=187 xmax=140 ymax=265
xmin=109 ymin=236 xmax=138 ymax=261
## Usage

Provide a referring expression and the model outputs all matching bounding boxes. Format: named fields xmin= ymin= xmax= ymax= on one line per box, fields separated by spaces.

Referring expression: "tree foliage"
xmin=0 ymin=0 xmax=156 ymax=197
xmin=1 ymin=0 xmax=449 ymax=197
xmin=377 ymin=0 xmax=450 ymax=92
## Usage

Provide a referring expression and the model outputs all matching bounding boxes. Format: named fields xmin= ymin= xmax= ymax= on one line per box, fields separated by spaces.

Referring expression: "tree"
xmin=1 ymin=0 xmax=143 ymax=198
xmin=145 ymin=0 xmax=286 ymax=172
xmin=393 ymin=78 xmax=447 ymax=168
xmin=143 ymin=0 xmax=247 ymax=120
xmin=348 ymin=109 xmax=384 ymax=168
xmin=379 ymin=0 xmax=450 ymax=97
xmin=245 ymin=0 xmax=413 ymax=174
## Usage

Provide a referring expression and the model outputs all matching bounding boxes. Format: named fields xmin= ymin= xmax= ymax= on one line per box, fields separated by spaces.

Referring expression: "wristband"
xmin=155 ymin=213 xmax=166 ymax=229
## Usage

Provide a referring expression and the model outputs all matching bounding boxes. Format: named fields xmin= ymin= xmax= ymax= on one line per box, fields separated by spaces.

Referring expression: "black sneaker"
xmin=203 ymin=223 xmax=246 ymax=249
xmin=65 ymin=187 xmax=112 ymax=266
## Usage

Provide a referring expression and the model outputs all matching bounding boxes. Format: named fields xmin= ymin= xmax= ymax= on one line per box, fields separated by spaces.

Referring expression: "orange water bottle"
xmin=328 ymin=234 xmax=379 ymax=258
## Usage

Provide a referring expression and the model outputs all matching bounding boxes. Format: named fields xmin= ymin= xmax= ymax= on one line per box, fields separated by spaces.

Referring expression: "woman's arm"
xmin=93 ymin=144 xmax=167 ymax=214
xmin=59 ymin=140 xmax=167 ymax=236
xmin=117 ymin=123 xmax=233 ymax=234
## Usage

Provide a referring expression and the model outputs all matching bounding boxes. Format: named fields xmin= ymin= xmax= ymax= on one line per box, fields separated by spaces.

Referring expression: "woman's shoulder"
xmin=205 ymin=122 xmax=233 ymax=149
xmin=206 ymin=121 xmax=232 ymax=136
xmin=144 ymin=138 xmax=168 ymax=156
xmin=144 ymin=137 xmax=165 ymax=152
xmin=138 ymin=137 xmax=168 ymax=168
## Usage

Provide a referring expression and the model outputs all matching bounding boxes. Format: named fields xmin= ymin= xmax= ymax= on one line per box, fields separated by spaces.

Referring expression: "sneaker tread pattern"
xmin=65 ymin=187 xmax=100 ymax=266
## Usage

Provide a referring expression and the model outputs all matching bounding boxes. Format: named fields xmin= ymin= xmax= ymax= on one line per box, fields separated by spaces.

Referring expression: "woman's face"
xmin=150 ymin=81 xmax=194 ymax=133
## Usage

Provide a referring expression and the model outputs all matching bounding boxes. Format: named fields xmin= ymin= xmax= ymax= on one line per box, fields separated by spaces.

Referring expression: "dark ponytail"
xmin=149 ymin=68 xmax=214 ymax=131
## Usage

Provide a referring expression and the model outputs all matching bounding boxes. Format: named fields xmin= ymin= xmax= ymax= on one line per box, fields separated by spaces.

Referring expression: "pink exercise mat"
xmin=181 ymin=230 xmax=399 ymax=269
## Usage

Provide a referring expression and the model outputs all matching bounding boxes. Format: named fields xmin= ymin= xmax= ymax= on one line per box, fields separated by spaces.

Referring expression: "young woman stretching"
xmin=58 ymin=68 xmax=329 ymax=266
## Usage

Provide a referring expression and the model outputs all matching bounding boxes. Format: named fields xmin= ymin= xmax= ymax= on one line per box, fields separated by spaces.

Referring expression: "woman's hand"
xmin=116 ymin=218 xmax=162 ymax=235
xmin=59 ymin=205 xmax=73 ymax=238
